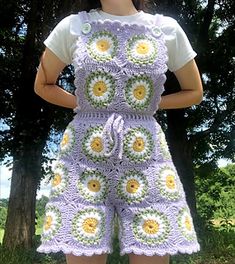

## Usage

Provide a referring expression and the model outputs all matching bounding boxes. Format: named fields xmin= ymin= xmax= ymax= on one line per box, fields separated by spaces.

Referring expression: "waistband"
xmin=74 ymin=111 xmax=155 ymax=122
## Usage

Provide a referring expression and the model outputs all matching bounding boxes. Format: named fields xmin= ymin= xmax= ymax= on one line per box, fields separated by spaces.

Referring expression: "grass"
xmin=0 ymin=227 xmax=235 ymax=264
xmin=0 ymin=229 xmax=4 ymax=244
xmin=211 ymin=218 xmax=235 ymax=227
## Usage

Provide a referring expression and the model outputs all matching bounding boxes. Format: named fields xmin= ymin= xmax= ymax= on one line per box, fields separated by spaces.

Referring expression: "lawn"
xmin=0 ymin=227 xmax=235 ymax=264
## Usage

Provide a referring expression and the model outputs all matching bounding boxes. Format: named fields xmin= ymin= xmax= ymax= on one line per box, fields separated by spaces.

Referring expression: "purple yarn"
xmin=37 ymin=10 xmax=200 ymax=257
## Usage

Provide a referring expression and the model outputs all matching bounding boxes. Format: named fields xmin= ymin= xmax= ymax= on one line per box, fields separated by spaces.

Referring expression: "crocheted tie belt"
xmin=102 ymin=112 xmax=125 ymax=160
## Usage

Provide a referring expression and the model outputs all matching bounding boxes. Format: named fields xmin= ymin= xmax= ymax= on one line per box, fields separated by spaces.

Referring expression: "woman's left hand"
xmin=158 ymin=59 xmax=203 ymax=109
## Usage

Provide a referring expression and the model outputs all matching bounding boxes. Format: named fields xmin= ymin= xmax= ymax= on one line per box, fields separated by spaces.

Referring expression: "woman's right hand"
xmin=34 ymin=48 xmax=77 ymax=109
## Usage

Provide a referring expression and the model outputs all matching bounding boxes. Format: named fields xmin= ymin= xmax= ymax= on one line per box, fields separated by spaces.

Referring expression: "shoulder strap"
xmin=154 ymin=14 xmax=164 ymax=27
xmin=70 ymin=11 xmax=90 ymax=36
xmin=79 ymin=10 xmax=90 ymax=23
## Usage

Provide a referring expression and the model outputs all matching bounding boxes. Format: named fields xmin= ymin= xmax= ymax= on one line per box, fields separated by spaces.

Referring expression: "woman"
xmin=35 ymin=0 xmax=203 ymax=263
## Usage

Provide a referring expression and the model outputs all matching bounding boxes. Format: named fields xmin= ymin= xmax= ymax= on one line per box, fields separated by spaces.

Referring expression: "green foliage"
xmin=36 ymin=195 xmax=49 ymax=218
xmin=0 ymin=198 xmax=8 ymax=208
xmin=195 ymin=163 xmax=235 ymax=228
xmin=0 ymin=200 xmax=8 ymax=229
xmin=0 ymin=229 xmax=4 ymax=243
xmin=35 ymin=195 xmax=49 ymax=231
xmin=0 ymin=241 xmax=65 ymax=264
xmin=0 ymin=207 xmax=7 ymax=229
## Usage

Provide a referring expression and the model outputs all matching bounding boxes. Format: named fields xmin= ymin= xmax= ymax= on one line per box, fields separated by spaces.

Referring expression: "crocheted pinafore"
xmin=36 ymin=11 xmax=200 ymax=257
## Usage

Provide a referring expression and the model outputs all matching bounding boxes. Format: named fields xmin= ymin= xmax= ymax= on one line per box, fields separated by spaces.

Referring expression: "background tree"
xmin=0 ymin=0 xmax=75 ymax=249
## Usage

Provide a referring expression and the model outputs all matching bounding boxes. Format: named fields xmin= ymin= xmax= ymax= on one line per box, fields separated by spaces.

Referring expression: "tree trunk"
xmin=2 ymin=0 xmax=44 ymax=249
xmin=2 ymin=0 xmax=60 ymax=249
xmin=3 ymin=148 xmax=42 ymax=249
xmin=166 ymin=109 xmax=197 ymax=218
xmin=161 ymin=71 xmax=197 ymax=218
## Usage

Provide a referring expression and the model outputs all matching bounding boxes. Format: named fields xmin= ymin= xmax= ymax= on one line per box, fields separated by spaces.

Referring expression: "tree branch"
xmin=189 ymin=107 xmax=233 ymax=143
xmin=198 ymin=0 xmax=216 ymax=52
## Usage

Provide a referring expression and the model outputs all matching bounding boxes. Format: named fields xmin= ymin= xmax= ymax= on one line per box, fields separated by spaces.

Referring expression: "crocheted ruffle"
xmin=36 ymin=244 xmax=200 ymax=257
xmin=36 ymin=244 xmax=113 ymax=256
xmin=120 ymin=244 xmax=200 ymax=256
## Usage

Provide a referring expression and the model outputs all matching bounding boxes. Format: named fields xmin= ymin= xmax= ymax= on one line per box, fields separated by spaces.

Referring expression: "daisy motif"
xmin=85 ymin=71 xmax=116 ymax=108
xmin=126 ymin=35 xmax=158 ymax=65
xmin=125 ymin=74 xmax=154 ymax=110
xmin=87 ymin=31 xmax=118 ymax=62
xmin=123 ymin=126 xmax=154 ymax=163
xmin=41 ymin=205 xmax=62 ymax=241
xmin=132 ymin=208 xmax=170 ymax=245
xmin=156 ymin=166 xmax=183 ymax=200
xmin=71 ymin=208 xmax=105 ymax=245
xmin=50 ymin=163 xmax=69 ymax=198
xmin=178 ymin=207 xmax=197 ymax=241
xmin=117 ymin=170 xmax=148 ymax=204
xmin=82 ymin=125 xmax=114 ymax=163
xmin=158 ymin=129 xmax=171 ymax=159
xmin=77 ymin=169 xmax=109 ymax=203
xmin=60 ymin=125 xmax=76 ymax=156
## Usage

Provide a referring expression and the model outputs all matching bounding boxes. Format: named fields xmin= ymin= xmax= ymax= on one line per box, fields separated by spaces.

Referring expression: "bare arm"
xmin=34 ymin=48 xmax=77 ymax=109
xmin=158 ymin=59 xmax=203 ymax=109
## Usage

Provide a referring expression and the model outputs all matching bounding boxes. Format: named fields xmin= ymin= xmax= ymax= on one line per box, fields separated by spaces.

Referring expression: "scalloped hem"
xmin=120 ymin=244 xmax=200 ymax=256
xmin=36 ymin=245 xmax=113 ymax=256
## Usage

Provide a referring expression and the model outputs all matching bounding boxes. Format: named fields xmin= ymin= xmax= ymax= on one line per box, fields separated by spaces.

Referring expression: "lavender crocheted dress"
xmin=36 ymin=11 xmax=200 ymax=257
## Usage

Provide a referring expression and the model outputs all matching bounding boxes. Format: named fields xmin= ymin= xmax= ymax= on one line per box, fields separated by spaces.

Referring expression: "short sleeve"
xmin=161 ymin=16 xmax=197 ymax=72
xmin=44 ymin=15 xmax=75 ymax=65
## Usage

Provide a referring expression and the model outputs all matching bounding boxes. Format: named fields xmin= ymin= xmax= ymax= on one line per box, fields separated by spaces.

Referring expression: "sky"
xmin=0 ymin=164 xmax=51 ymax=199
xmin=0 ymin=158 xmax=232 ymax=200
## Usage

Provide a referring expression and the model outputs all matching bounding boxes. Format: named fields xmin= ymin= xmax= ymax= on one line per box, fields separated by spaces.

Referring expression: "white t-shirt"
xmin=44 ymin=8 xmax=197 ymax=72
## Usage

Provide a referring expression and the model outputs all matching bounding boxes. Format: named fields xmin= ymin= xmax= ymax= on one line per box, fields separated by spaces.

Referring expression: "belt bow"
xmin=102 ymin=113 xmax=125 ymax=159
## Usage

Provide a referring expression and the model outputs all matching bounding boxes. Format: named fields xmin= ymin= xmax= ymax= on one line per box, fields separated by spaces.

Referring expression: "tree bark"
xmin=3 ymin=148 xmax=42 ymax=249
xmin=2 ymin=0 xmax=54 ymax=249
xmin=166 ymin=109 xmax=197 ymax=218
xmin=162 ymin=72 xmax=197 ymax=218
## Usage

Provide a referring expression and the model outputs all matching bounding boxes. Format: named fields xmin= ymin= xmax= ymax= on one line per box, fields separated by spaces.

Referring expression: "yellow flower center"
xmin=52 ymin=173 xmax=62 ymax=187
xmin=96 ymin=39 xmax=110 ymax=52
xmin=91 ymin=137 xmax=103 ymax=152
xmin=133 ymin=137 xmax=145 ymax=152
xmin=44 ymin=215 xmax=53 ymax=230
xmin=61 ymin=133 xmax=69 ymax=147
xmin=133 ymin=85 xmax=146 ymax=100
xmin=166 ymin=175 xmax=176 ymax=189
xmin=82 ymin=218 xmax=98 ymax=233
xmin=93 ymin=81 xmax=107 ymax=96
xmin=185 ymin=216 xmax=192 ymax=231
xmin=136 ymin=42 xmax=150 ymax=55
xmin=88 ymin=179 xmax=101 ymax=192
xmin=126 ymin=179 xmax=140 ymax=193
xmin=143 ymin=220 xmax=159 ymax=234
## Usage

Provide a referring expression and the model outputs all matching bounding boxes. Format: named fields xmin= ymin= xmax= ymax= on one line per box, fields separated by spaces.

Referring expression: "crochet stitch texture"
xmin=36 ymin=10 xmax=200 ymax=257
